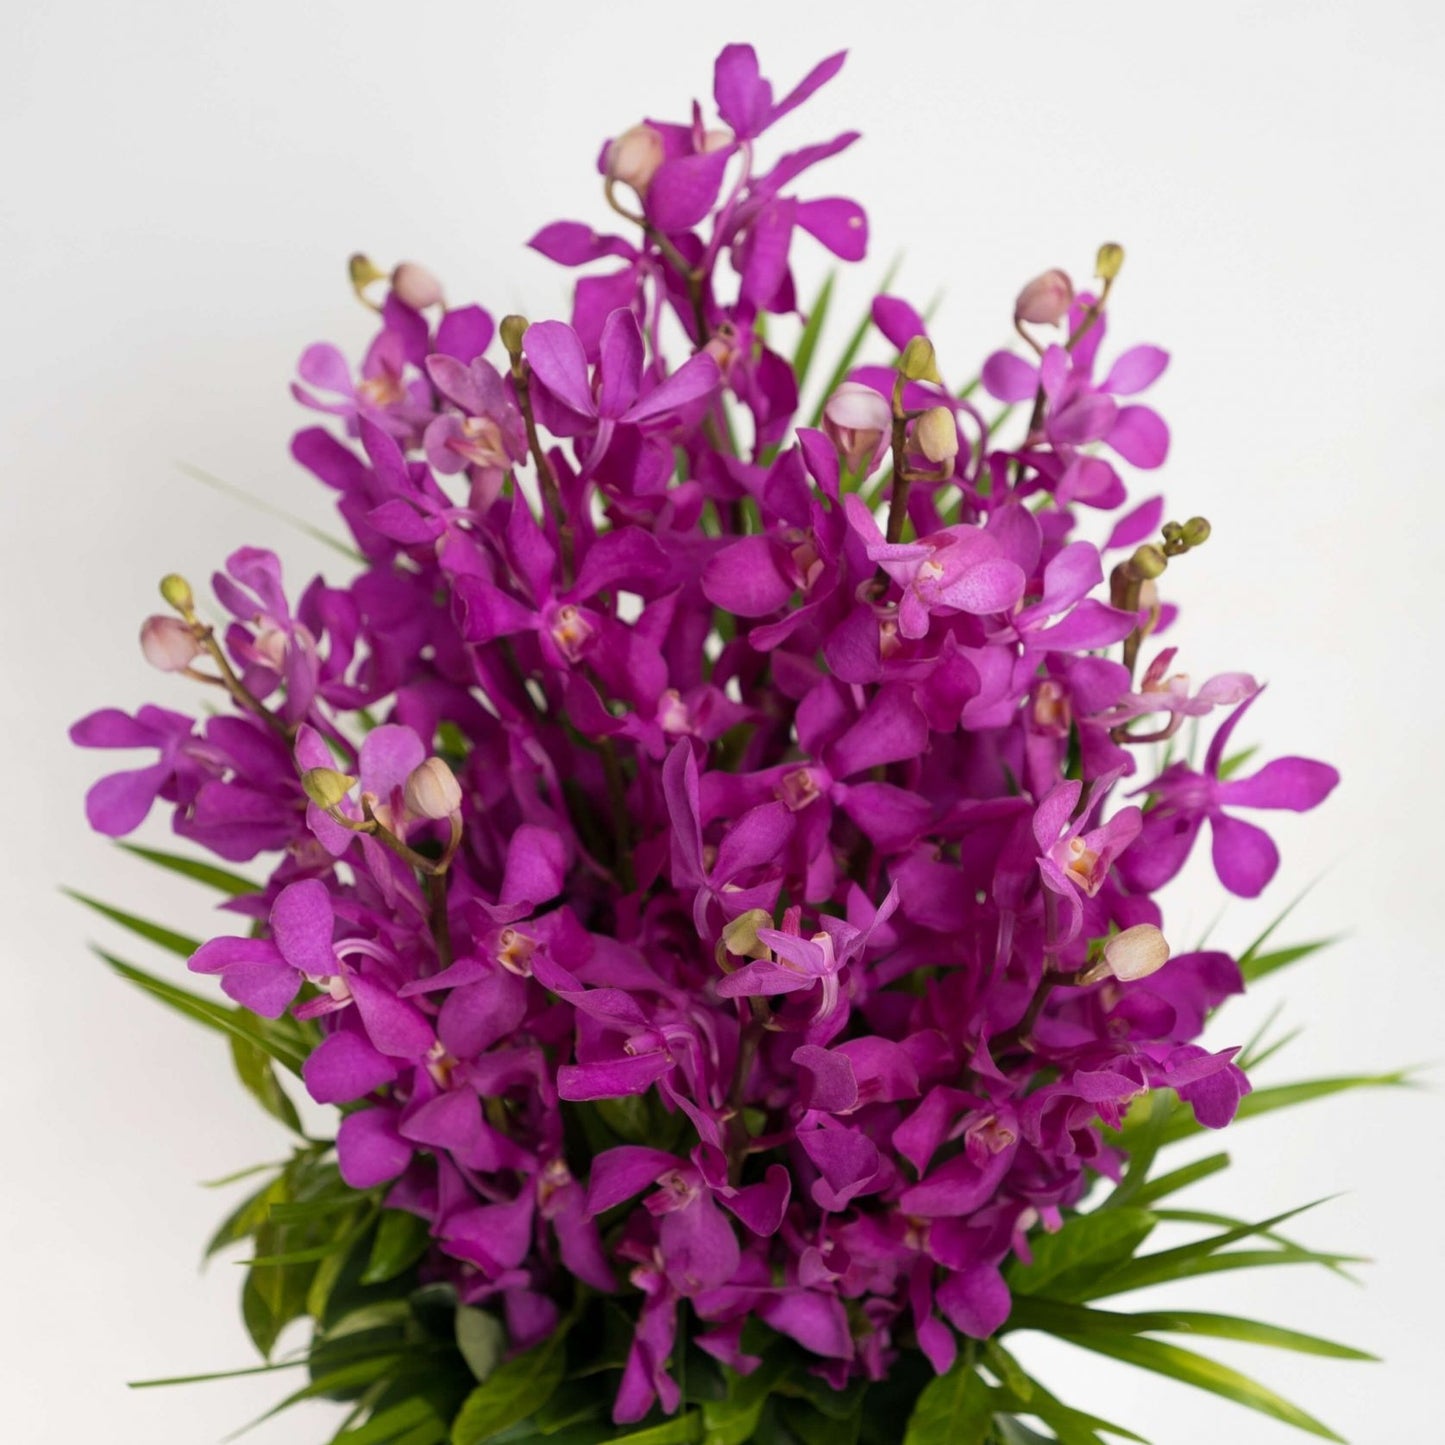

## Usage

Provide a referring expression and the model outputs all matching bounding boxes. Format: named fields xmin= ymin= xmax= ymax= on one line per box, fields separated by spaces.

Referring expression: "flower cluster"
xmin=74 ymin=44 xmax=1338 ymax=1426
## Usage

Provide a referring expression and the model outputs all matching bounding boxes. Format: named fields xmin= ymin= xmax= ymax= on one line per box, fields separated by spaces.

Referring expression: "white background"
xmin=3 ymin=2 xmax=1442 ymax=1441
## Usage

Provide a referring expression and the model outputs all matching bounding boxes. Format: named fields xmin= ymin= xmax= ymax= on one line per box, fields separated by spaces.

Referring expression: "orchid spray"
xmin=72 ymin=41 xmax=1391 ymax=1445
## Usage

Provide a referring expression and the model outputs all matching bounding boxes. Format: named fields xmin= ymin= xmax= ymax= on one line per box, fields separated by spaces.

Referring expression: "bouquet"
xmin=70 ymin=41 xmax=1387 ymax=1445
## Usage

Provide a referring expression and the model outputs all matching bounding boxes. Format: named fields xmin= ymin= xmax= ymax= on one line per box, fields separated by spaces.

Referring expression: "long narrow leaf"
xmin=807 ymin=255 xmax=902 ymax=426
xmin=1049 ymin=1330 xmax=1345 ymax=1440
xmin=66 ymin=890 xmax=201 ymax=958
xmin=792 ymin=272 xmax=835 ymax=393
xmin=1156 ymin=1072 xmax=1416 ymax=1145
xmin=177 ymin=461 xmax=363 ymax=561
xmin=116 ymin=842 xmax=262 ymax=894
xmin=1240 ymin=938 xmax=1339 ymax=985
xmin=1127 ymin=1153 xmax=1230 ymax=1208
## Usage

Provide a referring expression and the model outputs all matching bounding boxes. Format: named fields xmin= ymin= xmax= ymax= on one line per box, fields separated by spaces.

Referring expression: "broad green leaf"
xmin=531 ymin=1378 xmax=607 ymax=1432
xmin=985 ymin=1345 xmax=1148 ymax=1445
xmin=1008 ymin=1297 xmax=1374 ymax=1360
xmin=332 ymin=1393 xmax=450 ymax=1444
xmin=1239 ymin=938 xmax=1338 ymax=985
xmin=1050 ymin=1330 xmax=1344 ymax=1440
xmin=793 ymin=272 xmax=836 ymax=394
xmin=66 ymin=890 xmax=200 ymax=957
xmin=612 ymin=1415 xmax=703 ymax=1443
xmin=901 ymin=1361 xmax=995 ymax=1445
xmin=206 ymin=1170 xmax=286 ymax=1260
xmin=781 ymin=1398 xmax=860 ymax=1445
xmin=364 ymin=1209 xmax=433 ymax=1285
xmin=450 ymin=1335 xmax=566 ymax=1444
xmin=1009 ymin=1208 xmax=1156 ymax=1301
xmin=994 ymin=1421 xmax=1058 ymax=1445
xmin=117 ymin=841 xmax=262 ymax=894
xmin=231 ymin=1034 xmax=305 ymax=1135
xmin=455 ymin=1307 xmax=506 ymax=1384
xmin=97 ymin=950 xmax=310 ymax=1076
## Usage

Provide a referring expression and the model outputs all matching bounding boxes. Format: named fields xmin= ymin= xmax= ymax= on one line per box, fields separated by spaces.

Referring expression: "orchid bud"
xmin=721 ymin=909 xmax=774 ymax=962
xmin=606 ymin=123 xmax=666 ymax=194
xmin=404 ymin=756 xmax=463 ymax=820
xmin=1130 ymin=543 xmax=1168 ymax=580
xmin=1014 ymin=269 xmax=1074 ymax=326
xmin=915 ymin=406 xmax=959 ymax=465
xmin=159 ymin=573 xmax=194 ymax=614
xmin=1096 ymin=242 xmax=1125 ymax=281
xmin=301 ymin=767 xmax=356 ymax=811
xmin=140 ymin=615 xmax=201 ymax=673
xmin=390 ymin=261 xmax=444 ymax=310
xmin=500 ymin=314 xmax=529 ymax=360
xmin=898 ymin=336 xmax=942 ymax=385
xmin=823 ymin=382 xmax=892 ymax=472
xmin=1182 ymin=516 xmax=1212 ymax=547
xmin=1102 ymin=924 xmax=1170 ymax=982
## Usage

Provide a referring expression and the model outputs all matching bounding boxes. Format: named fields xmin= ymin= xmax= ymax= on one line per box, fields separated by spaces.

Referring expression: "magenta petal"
xmin=218 ymin=962 xmax=302 ymax=1019
xmin=1102 ymin=344 xmax=1169 ymax=396
xmin=348 ymin=973 xmax=434 ymax=1058
xmin=722 ymin=1164 xmax=791 ymax=1236
xmin=522 ymin=320 xmax=595 ymax=418
xmin=793 ymin=1044 xmax=859 ymax=1113
xmin=434 ymin=305 xmax=494 ymax=364
xmin=713 ymin=43 xmax=771 ymax=137
xmin=585 ymin=1146 xmax=678 ymax=1215
xmin=937 ymin=558 xmax=1026 ymax=615
xmin=659 ymin=1194 xmax=740 ymax=1292
xmin=646 ymin=148 xmax=732 ymax=232
xmin=621 ymin=352 xmax=721 ymax=427
xmin=337 ymin=1108 xmax=412 ymax=1189
xmin=401 ymin=1089 xmax=482 ymax=1153
xmin=84 ymin=762 xmax=170 ymax=836
xmin=1216 ymin=757 xmax=1340 ymax=812
xmin=303 ymin=1029 xmax=398 ymax=1104
xmin=528 ymin=221 xmax=634 ymax=266
xmin=557 ymin=1051 xmax=674 ymax=1100
xmin=296 ymin=343 xmax=353 ymax=395
xmin=758 ymin=1290 xmax=853 ymax=1360
xmin=981 ymin=351 xmax=1039 ymax=404
xmin=1209 ymin=811 xmax=1281 ymax=898
xmin=936 ymin=1264 xmax=1011 ymax=1338
xmin=270 ymin=880 xmax=335 ymax=976
xmin=597 ymin=309 xmax=644 ymax=418
xmin=1109 ymin=405 xmax=1170 ymax=468
xmin=769 ymin=50 xmax=847 ymax=127
xmin=796 ymin=197 xmax=867 ymax=261
xmin=702 ymin=535 xmax=794 ymax=616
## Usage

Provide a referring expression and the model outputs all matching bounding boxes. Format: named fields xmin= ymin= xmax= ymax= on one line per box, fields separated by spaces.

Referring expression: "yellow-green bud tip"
xmin=500 ymin=314 xmax=530 ymax=357
xmin=159 ymin=573 xmax=194 ymax=613
xmin=915 ymin=406 xmax=959 ymax=465
xmin=721 ymin=908 xmax=774 ymax=961
xmin=348 ymin=253 xmax=386 ymax=290
xmin=1095 ymin=243 xmax=1125 ymax=281
xmin=1131 ymin=543 xmax=1168 ymax=580
xmin=301 ymin=767 xmax=356 ymax=811
xmin=898 ymin=336 xmax=942 ymax=385
xmin=1182 ymin=516 xmax=1212 ymax=547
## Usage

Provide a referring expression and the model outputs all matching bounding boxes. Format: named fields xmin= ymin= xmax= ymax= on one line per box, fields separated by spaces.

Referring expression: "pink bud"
xmin=606 ymin=124 xmax=665 ymax=194
xmin=823 ymin=382 xmax=892 ymax=473
xmin=404 ymin=757 xmax=462 ymax=820
xmin=1014 ymin=269 xmax=1075 ymax=326
xmin=139 ymin=615 xmax=201 ymax=672
xmin=391 ymin=261 xmax=445 ymax=310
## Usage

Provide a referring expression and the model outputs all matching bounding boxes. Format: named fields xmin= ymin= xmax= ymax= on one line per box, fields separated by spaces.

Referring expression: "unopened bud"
xmin=1162 ymin=521 xmax=1184 ymax=545
xmin=1101 ymin=924 xmax=1170 ymax=982
xmin=1014 ymin=268 xmax=1074 ymax=326
xmin=390 ymin=261 xmax=444 ymax=310
xmin=823 ymin=382 xmax=892 ymax=472
xmin=404 ymin=756 xmax=462 ymax=821
xmin=140 ymin=615 xmax=201 ymax=672
xmin=898 ymin=336 xmax=942 ymax=385
xmin=1181 ymin=516 xmax=1211 ymax=547
xmin=1096 ymin=243 xmax=1125 ymax=281
xmin=301 ymin=767 xmax=356 ymax=811
xmin=915 ymin=406 xmax=959 ymax=465
xmin=721 ymin=909 xmax=774 ymax=962
xmin=348 ymin=253 xmax=387 ymax=306
xmin=159 ymin=573 xmax=195 ymax=614
xmin=606 ymin=123 xmax=666 ymax=194
xmin=500 ymin=314 xmax=529 ymax=359
xmin=1130 ymin=543 xmax=1168 ymax=580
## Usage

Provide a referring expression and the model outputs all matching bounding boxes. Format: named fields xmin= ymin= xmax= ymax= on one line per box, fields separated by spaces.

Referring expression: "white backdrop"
xmin=3 ymin=2 xmax=1442 ymax=1441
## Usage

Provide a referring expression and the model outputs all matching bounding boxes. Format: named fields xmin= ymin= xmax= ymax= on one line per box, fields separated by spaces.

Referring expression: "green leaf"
xmin=1009 ymin=1208 xmax=1157 ymax=1301
xmin=1127 ymin=1152 xmax=1230 ymax=1208
xmin=97 ymin=950 xmax=311 ymax=1075
xmin=224 ymin=1355 xmax=409 ymax=1439
xmin=1049 ymin=1330 xmax=1344 ymax=1440
xmin=792 ymin=272 xmax=835 ymax=393
xmin=455 ymin=1308 xmax=506 ymax=1384
xmin=1216 ymin=745 xmax=1260 ymax=780
xmin=66 ymin=890 xmax=201 ymax=957
xmin=363 ymin=1209 xmax=433 ymax=1285
xmin=117 ymin=842 xmax=262 ymax=894
xmin=176 ymin=460 xmax=364 ymax=561
xmin=1008 ymin=1297 xmax=1374 ymax=1360
xmin=901 ymin=1362 xmax=995 ymax=1445
xmin=807 ymin=254 xmax=903 ymax=426
xmin=1239 ymin=938 xmax=1338 ymax=985
xmin=985 ymin=1345 xmax=1148 ymax=1445
xmin=129 ymin=1359 xmax=306 ymax=1388
xmin=231 ymin=1034 xmax=305 ymax=1135
xmin=780 ymin=1398 xmax=860 ymax=1445
xmin=532 ymin=1378 xmax=608 ymax=1432
xmin=1235 ymin=882 xmax=1321 ymax=977
xmin=206 ymin=1170 xmax=286 ymax=1260
xmin=332 ymin=1393 xmax=450 ymax=1444
xmin=450 ymin=1335 xmax=567 ymax=1444
xmin=612 ymin=1415 xmax=703 ymax=1443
